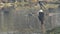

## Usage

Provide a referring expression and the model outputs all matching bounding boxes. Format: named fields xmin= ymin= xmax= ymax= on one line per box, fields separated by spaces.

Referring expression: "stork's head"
xmin=39 ymin=9 xmax=44 ymax=12
xmin=38 ymin=0 xmax=43 ymax=1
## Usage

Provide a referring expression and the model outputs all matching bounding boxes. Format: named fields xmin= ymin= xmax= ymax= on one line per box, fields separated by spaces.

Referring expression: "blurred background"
xmin=0 ymin=0 xmax=60 ymax=34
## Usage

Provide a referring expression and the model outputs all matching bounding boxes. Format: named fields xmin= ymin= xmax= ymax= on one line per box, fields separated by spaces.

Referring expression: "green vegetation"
xmin=47 ymin=27 xmax=60 ymax=34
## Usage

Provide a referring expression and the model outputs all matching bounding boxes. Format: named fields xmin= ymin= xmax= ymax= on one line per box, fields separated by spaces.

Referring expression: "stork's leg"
xmin=41 ymin=21 xmax=46 ymax=34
